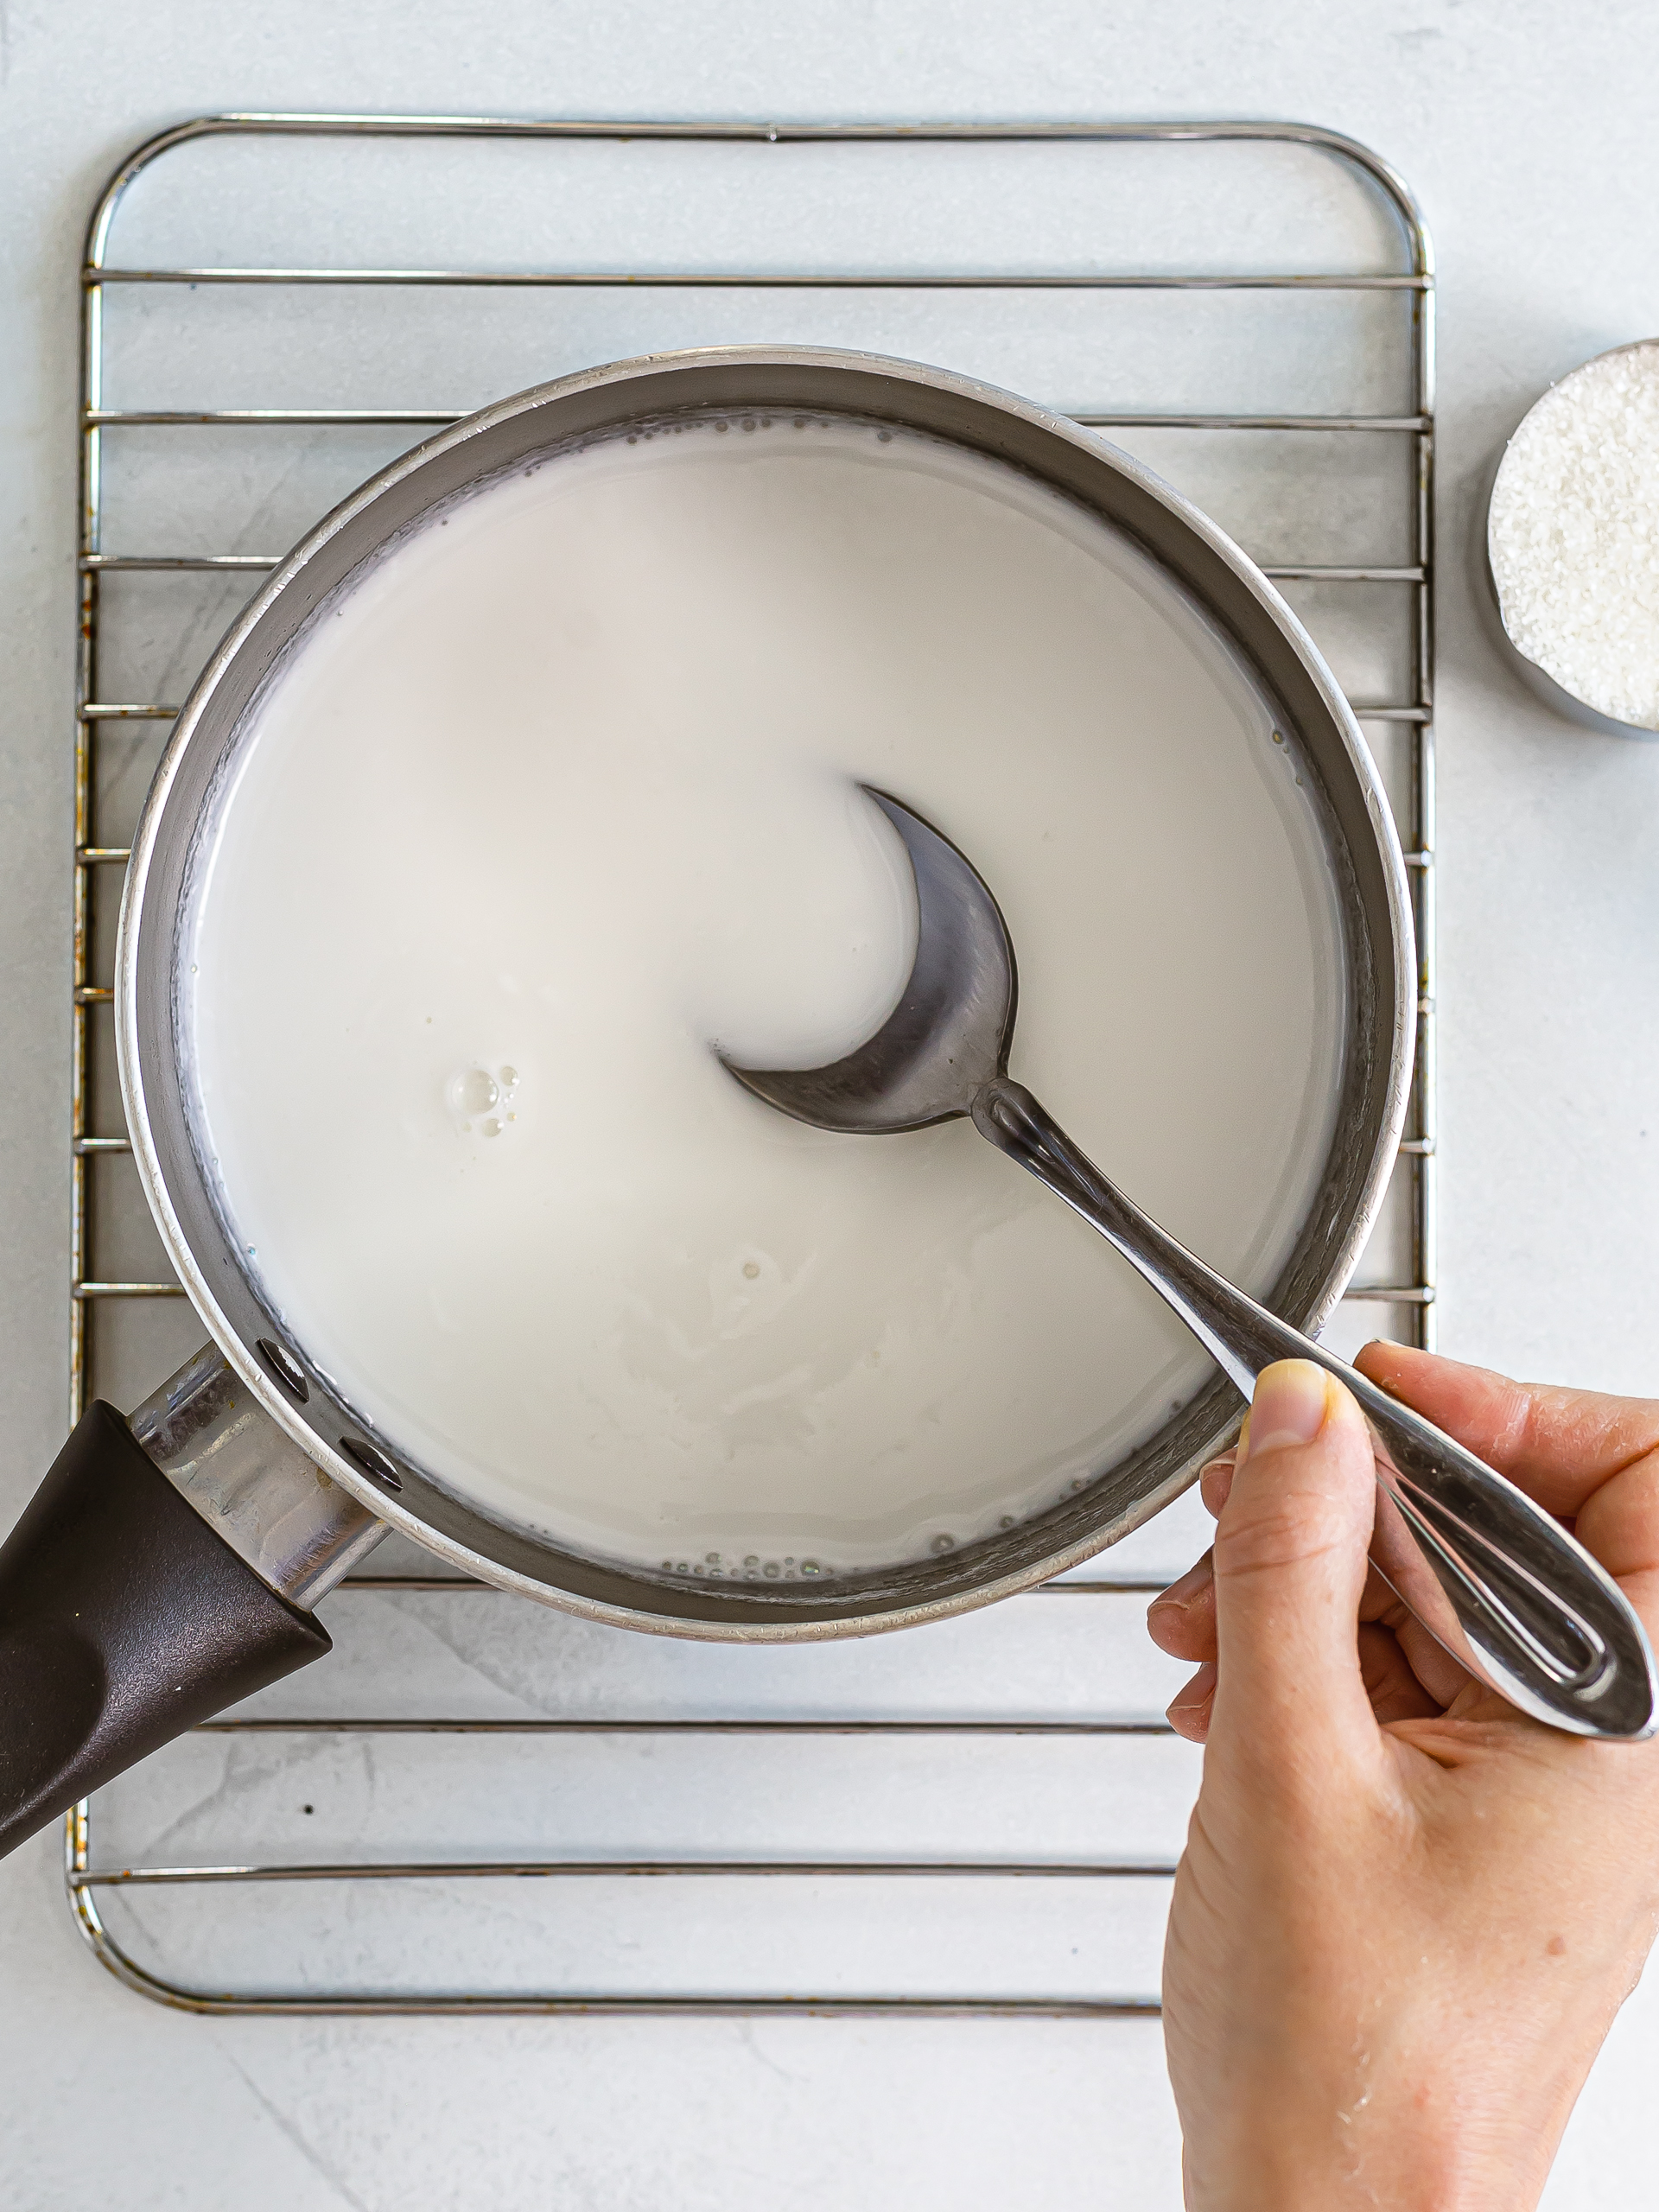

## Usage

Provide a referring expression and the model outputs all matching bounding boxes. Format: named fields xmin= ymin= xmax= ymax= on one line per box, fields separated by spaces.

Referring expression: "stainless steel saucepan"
xmin=4 ymin=346 xmax=1633 ymax=1863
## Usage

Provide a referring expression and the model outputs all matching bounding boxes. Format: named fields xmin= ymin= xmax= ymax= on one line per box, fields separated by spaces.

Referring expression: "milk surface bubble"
xmin=186 ymin=412 xmax=1345 ymax=1577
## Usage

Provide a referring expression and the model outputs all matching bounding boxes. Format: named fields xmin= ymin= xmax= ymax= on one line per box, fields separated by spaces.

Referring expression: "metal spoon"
xmin=723 ymin=786 xmax=1656 ymax=1738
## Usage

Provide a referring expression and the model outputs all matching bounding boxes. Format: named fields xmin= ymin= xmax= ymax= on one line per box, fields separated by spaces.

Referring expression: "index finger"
xmin=1357 ymin=1340 xmax=1659 ymax=1625
xmin=1356 ymin=1340 xmax=1659 ymax=1517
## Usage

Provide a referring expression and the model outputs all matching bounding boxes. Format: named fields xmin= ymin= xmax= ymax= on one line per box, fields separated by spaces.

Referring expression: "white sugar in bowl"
xmin=1486 ymin=338 xmax=1659 ymax=736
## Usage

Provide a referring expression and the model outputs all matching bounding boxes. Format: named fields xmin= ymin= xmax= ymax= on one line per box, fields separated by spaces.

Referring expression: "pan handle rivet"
xmin=339 ymin=1436 xmax=404 ymax=1493
xmin=255 ymin=1337 xmax=309 ymax=1402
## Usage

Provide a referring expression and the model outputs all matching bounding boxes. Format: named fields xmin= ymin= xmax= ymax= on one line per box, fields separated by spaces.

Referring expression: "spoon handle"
xmin=973 ymin=1076 xmax=1656 ymax=1740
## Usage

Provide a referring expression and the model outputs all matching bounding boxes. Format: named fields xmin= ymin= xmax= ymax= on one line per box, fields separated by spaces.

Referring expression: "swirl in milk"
xmin=186 ymin=413 xmax=1344 ymax=1578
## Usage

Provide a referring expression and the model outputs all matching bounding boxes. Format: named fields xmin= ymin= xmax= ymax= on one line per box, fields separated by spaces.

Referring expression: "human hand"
xmin=1146 ymin=1344 xmax=1659 ymax=2210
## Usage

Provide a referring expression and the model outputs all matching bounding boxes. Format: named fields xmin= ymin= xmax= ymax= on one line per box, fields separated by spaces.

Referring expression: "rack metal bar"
xmin=75 ymin=1857 xmax=1179 ymax=1888
xmin=86 ymin=409 xmax=471 ymax=427
xmin=80 ymin=555 xmax=1423 ymax=585
xmin=79 ymin=559 xmax=1426 ymax=588
xmin=1266 ymin=565 xmax=1424 ymax=582
xmin=333 ymin=1572 xmax=1177 ymax=1594
xmin=1408 ymin=193 xmax=1437 ymax=1352
xmin=91 ymin=265 xmax=1427 ymax=291
xmin=76 ymin=110 xmax=1419 ymax=149
xmin=193 ymin=1716 xmax=1176 ymax=1736
xmin=75 ymin=696 xmax=1436 ymax=720
xmin=80 ymin=555 xmax=277 ymax=571
xmin=80 ymin=563 xmax=1427 ymax=590
xmin=86 ymin=409 xmax=1433 ymax=432
xmin=67 ymin=111 xmax=1435 ymax=2019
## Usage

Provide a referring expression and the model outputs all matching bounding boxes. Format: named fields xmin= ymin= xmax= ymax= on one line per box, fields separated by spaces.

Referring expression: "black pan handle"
xmin=0 ymin=1400 xmax=332 ymax=1861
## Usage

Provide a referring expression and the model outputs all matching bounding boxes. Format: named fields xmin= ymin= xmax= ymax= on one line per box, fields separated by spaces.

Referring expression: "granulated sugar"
xmin=1488 ymin=340 xmax=1659 ymax=730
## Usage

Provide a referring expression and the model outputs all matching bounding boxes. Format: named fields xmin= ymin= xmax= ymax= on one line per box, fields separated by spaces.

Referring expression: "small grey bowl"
xmin=1481 ymin=338 xmax=1659 ymax=741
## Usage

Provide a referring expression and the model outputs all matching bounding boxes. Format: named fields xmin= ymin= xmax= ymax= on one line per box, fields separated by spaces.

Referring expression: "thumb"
xmin=1209 ymin=1359 xmax=1381 ymax=1775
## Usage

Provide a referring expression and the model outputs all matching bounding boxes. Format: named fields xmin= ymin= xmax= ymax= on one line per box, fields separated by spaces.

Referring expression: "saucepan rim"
xmin=117 ymin=343 xmax=1414 ymax=1641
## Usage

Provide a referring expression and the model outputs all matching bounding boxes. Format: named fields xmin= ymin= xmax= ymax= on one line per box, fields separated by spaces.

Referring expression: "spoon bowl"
xmin=725 ymin=785 xmax=1658 ymax=1740
xmin=722 ymin=788 xmax=1016 ymax=1130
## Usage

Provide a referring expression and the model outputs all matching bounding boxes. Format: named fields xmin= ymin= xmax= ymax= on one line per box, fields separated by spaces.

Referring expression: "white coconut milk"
xmin=186 ymin=412 xmax=1344 ymax=1580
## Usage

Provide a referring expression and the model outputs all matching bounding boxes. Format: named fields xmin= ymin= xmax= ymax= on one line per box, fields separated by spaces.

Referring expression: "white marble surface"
xmin=4 ymin=3 xmax=1659 ymax=2204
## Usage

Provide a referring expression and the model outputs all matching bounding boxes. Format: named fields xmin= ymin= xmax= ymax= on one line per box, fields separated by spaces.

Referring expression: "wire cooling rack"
xmin=64 ymin=115 xmax=1434 ymax=2015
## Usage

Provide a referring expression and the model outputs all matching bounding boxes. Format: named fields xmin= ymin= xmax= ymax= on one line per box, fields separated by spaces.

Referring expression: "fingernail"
xmin=1198 ymin=1452 xmax=1236 ymax=1516
xmin=1150 ymin=1553 xmax=1213 ymax=1612
xmin=1168 ymin=1660 xmax=1217 ymax=1714
xmin=1240 ymin=1359 xmax=1331 ymax=1459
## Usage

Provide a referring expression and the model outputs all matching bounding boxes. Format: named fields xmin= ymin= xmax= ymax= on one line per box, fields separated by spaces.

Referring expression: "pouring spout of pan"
xmin=720 ymin=785 xmax=1019 ymax=1133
